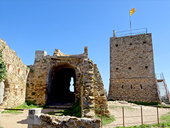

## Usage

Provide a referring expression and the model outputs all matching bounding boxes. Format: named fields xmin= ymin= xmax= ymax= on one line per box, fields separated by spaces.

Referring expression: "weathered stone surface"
xmin=28 ymin=110 xmax=101 ymax=128
xmin=108 ymin=33 xmax=160 ymax=103
xmin=0 ymin=39 xmax=29 ymax=108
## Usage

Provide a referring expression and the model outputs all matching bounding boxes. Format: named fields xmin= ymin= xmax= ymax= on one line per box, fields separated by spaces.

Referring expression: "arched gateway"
xmin=26 ymin=47 xmax=109 ymax=118
xmin=46 ymin=65 xmax=76 ymax=105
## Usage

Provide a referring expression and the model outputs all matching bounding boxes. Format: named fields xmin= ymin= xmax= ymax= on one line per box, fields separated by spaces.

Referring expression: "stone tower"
xmin=108 ymin=32 xmax=161 ymax=103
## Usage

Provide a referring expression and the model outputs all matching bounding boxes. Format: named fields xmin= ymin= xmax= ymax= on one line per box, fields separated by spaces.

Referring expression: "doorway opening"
xmin=46 ymin=67 xmax=76 ymax=106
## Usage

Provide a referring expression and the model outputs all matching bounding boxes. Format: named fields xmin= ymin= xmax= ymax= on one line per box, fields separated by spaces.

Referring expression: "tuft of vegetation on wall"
xmin=0 ymin=47 xmax=7 ymax=82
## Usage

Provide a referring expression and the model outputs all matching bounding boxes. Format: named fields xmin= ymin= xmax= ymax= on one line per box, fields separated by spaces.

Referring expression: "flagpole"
xmin=130 ymin=14 xmax=132 ymax=35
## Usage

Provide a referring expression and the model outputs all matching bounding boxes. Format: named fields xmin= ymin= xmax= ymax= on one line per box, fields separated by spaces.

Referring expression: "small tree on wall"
xmin=0 ymin=47 xmax=7 ymax=82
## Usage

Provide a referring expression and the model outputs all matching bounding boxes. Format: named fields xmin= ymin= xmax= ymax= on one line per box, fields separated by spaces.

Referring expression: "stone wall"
xmin=108 ymin=33 xmax=160 ymax=103
xmin=94 ymin=64 xmax=109 ymax=115
xmin=0 ymin=39 xmax=29 ymax=107
xmin=26 ymin=47 xmax=109 ymax=117
xmin=28 ymin=108 xmax=101 ymax=128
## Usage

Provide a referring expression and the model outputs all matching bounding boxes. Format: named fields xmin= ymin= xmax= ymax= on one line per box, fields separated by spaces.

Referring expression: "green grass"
xmin=48 ymin=110 xmax=64 ymax=116
xmin=109 ymin=105 xmax=134 ymax=110
xmin=1 ymin=110 xmax=23 ymax=114
xmin=0 ymin=126 xmax=4 ymax=128
xmin=95 ymin=114 xmax=115 ymax=126
xmin=160 ymin=114 xmax=170 ymax=123
xmin=2 ymin=102 xmax=43 ymax=114
xmin=158 ymin=104 xmax=170 ymax=108
xmin=13 ymin=102 xmax=43 ymax=109
xmin=128 ymin=101 xmax=159 ymax=106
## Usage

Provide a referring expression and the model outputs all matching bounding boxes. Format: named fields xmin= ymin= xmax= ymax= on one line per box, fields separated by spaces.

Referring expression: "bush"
xmin=95 ymin=114 xmax=115 ymax=126
xmin=0 ymin=49 xmax=7 ymax=82
xmin=63 ymin=99 xmax=81 ymax=117
xmin=32 ymin=92 xmax=36 ymax=95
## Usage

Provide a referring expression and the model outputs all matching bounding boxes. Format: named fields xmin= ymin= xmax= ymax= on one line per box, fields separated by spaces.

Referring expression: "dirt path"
xmin=0 ymin=109 xmax=57 ymax=128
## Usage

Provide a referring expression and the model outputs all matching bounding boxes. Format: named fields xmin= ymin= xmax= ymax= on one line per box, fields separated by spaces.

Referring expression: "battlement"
xmin=35 ymin=50 xmax=47 ymax=62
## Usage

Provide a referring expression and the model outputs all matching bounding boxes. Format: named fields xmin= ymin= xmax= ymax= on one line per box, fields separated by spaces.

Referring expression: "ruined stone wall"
xmin=27 ymin=47 xmax=109 ymax=118
xmin=108 ymin=33 xmax=160 ymax=103
xmin=26 ymin=55 xmax=83 ymax=106
xmin=28 ymin=108 xmax=101 ymax=128
xmin=0 ymin=39 xmax=29 ymax=107
xmin=82 ymin=59 xmax=95 ymax=117
xmin=94 ymin=64 xmax=109 ymax=116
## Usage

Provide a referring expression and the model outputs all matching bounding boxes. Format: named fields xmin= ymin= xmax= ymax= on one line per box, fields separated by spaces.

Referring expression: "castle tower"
xmin=108 ymin=31 xmax=161 ymax=103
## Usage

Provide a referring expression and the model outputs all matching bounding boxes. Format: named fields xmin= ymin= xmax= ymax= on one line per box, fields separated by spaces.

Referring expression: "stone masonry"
xmin=26 ymin=47 xmax=109 ymax=117
xmin=27 ymin=108 xmax=101 ymax=128
xmin=108 ymin=33 xmax=161 ymax=103
xmin=0 ymin=39 xmax=29 ymax=108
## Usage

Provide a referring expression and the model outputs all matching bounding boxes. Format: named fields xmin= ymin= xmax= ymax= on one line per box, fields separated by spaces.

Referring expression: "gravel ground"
xmin=0 ymin=108 xmax=57 ymax=128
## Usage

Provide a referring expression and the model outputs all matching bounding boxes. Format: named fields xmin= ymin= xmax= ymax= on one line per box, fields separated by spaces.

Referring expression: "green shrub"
xmin=63 ymin=99 xmax=81 ymax=117
xmin=26 ymin=83 xmax=29 ymax=87
xmin=30 ymin=69 xmax=34 ymax=73
xmin=26 ymin=100 xmax=37 ymax=106
xmin=95 ymin=114 xmax=115 ymax=126
xmin=0 ymin=49 xmax=7 ymax=82
xmin=43 ymin=58 xmax=47 ymax=63
xmin=32 ymin=92 xmax=36 ymax=95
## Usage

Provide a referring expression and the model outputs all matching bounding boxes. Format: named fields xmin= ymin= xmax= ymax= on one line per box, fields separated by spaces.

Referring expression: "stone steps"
xmin=45 ymin=106 xmax=72 ymax=109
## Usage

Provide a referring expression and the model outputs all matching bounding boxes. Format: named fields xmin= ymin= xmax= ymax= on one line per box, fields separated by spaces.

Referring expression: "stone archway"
xmin=46 ymin=65 xmax=76 ymax=106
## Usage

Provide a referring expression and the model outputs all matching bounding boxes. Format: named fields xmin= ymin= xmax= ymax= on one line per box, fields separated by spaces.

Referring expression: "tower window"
xmin=130 ymin=43 xmax=132 ymax=45
xmin=116 ymin=44 xmax=118 ymax=47
xmin=140 ymin=84 xmax=142 ymax=89
xmin=131 ymin=85 xmax=132 ymax=89
xmin=128 ymin=67 xmax=131 ymax=70
xmin=143 ymin=41 xmax=146 ymax=44
xmin=122 ymin=85 xmax=123 ymax=89
xmin=145 ymin=66 xmax=148 ymax=69
xmin=116 ymin=68 xmax=119 ymax=70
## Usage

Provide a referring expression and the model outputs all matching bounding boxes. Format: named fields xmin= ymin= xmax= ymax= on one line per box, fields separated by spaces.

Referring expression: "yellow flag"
xmin=130 ymin=8 xmax=135 ymax=16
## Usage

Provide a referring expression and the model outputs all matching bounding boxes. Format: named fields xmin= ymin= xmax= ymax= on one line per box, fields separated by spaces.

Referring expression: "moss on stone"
xmin=32 ymin=92 xmax=36 ymax=95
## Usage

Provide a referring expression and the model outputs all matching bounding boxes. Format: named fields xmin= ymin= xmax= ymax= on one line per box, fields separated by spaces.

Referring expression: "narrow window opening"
xmin=131 ymin=85 xmax=132 ymax=89
xmin=122 ymin=85 xmax=123 ymax=89
xmin=131 ymin=37 xmax=133 ymax=38
xmin=145 ymin=66 xmax=148 ymax=69
xmin=18 ymin=68 xmax=20 ymax=75
xmin=7 ymin=64 xmax=10 ymax=70
xmin=143 ymin=41 xmax=146 ymax=44
xmin=128 ymin=67 xmax=131 ymax=70
xmin=116 ymin=68 xmax=119 ymax=70
xmin=116 ymin=44 xmax=118 ymax=47
xmin=69 ymin=77 xmax=74 ymax=92
xmin=130 ymin=43 xmax=132 ymax=45
xmin=140 ymin=84 xmax=142 ymax=89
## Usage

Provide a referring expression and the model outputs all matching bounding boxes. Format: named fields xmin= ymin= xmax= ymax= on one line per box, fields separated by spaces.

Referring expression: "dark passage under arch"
xmin=46 ymin=67 xmax=76 ymax=106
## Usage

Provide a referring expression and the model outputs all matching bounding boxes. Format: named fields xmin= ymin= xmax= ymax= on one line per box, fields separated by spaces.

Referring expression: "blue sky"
xmin=0 ymin=0 xmax=170 ymax=94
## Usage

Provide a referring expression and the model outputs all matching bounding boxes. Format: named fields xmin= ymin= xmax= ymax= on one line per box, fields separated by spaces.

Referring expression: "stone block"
xmin=28 ymin=108 xmax=42 ymax=125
